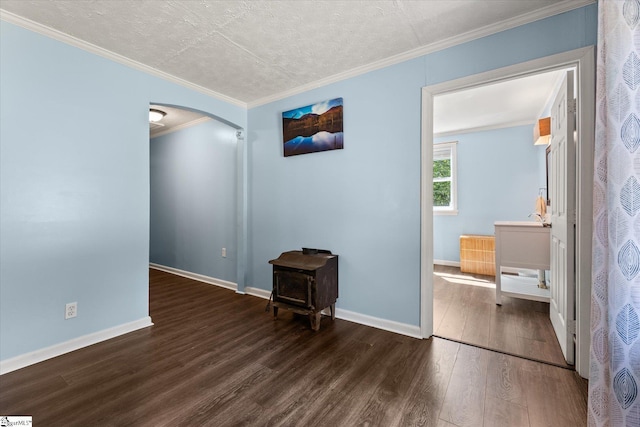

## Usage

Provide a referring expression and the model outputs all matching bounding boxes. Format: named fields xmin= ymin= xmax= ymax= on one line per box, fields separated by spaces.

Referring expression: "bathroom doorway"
xmin=430 ymin=68 xmax=571 ymax=367
xmin=420 ymin=47 xmax=595 ymax=377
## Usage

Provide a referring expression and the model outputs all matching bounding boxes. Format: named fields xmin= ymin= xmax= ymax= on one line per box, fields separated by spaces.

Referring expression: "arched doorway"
xmin=148 ymin=103 xmax=247 ymax=293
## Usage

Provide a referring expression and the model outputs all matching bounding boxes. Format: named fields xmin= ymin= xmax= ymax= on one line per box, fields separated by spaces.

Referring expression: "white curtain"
xmin=589 ymin=1 xmax=640 ymax=426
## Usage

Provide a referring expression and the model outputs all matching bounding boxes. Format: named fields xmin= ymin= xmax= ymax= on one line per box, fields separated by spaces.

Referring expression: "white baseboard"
xmin=327 ymin=308 xmax=422 ymax=339
xmin=245 ymin=285 xmax=421 ymax=339
xmin=433 ymin=259 xmax=540 ymax=277
xmin=244 ymin=286 xmax=271 ymax=299
xmin=149 ymin=263 xmax=237 ymax=291
xmin=434 ymin=259 xmax=460 ymax=267
xmin=0 ymin=316 xmax=153 ymax=375
xmin=150 ymin=266 xmax=421 ymax=340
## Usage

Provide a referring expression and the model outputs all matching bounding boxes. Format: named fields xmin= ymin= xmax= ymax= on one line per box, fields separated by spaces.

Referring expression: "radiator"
xmin=459 ymin=235 xmax=496 ymax=276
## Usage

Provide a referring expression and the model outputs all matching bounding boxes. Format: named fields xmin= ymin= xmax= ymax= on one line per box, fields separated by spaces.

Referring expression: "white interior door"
xmin=549 ymin=70 xmax=576 ymax=364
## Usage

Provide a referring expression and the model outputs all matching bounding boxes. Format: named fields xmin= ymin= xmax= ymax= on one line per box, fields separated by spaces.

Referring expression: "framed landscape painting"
xmin=282 ymin=97 xmax=343 ymax=157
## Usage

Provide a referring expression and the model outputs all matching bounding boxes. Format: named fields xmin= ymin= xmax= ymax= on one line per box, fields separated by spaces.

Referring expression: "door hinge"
xmin=568 ymin=98 xmax=577 ymax=114
xmin=569 ymin=319 xmax=577 ymax=335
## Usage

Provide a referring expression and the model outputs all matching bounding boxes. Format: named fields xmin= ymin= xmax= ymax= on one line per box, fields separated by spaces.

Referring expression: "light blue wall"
xmin=0 ymin=21 xmax=246 ymax=361
xmin=150 ymin=120 xmax=238 ymax=282
xmin=0 ymin=4 xmax=597 ymax=361
xmin=246 ymin=5 xmax=597 ymax=326
xmin=248 ymin=59 xmax=425 ymax=324
xmin=433 ymin=126 xmax=548 ymax=262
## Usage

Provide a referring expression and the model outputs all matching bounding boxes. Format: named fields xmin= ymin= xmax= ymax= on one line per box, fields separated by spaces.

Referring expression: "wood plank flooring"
xmin=433 ymin=265 xmax=569 ymax=367
xmin=0 ymin=269 xmax=587 ymax=426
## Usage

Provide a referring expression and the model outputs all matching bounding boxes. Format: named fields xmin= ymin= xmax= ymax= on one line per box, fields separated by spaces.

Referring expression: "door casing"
xmin=420 ymin=46 xmax=595 ymax=378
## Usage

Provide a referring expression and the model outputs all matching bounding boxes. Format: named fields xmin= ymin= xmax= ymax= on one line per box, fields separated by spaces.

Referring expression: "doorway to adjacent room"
xmin=420 ymin=46 xmax=595 ymax=377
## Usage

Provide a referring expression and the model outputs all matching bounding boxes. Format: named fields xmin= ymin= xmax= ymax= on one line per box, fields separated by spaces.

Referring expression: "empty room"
xmin=1 ymin=1 xmax=637 ymax=426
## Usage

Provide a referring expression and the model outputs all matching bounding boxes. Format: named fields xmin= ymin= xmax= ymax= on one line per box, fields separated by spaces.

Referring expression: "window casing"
xmin=433 ymin=141 xmax=458 ymax=215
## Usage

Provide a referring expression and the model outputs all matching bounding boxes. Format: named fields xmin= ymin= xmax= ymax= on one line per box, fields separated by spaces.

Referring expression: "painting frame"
xmin=281 ymin=97 xmax=344 ymax=157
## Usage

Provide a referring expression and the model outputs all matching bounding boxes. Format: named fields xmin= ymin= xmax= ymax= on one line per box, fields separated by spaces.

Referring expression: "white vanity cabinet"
xmin=494 ymin=221 xmax=551 ymax=305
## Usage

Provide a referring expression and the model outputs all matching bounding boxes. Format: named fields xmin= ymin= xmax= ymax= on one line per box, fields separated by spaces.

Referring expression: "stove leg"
xmin=310 ymin=312 xmax=321 ymax=331
xmin=273 ymin=306 xmax=278 ymax=320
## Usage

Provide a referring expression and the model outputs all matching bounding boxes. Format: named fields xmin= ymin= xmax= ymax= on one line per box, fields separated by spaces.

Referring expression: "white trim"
xmin=434 ymin=259 xmax=461 ymax=267
xmin=574 ymin=47 xmax=595 ymax=380
xmin=247 ymin=0 xmax=595 ymax=108
xmin=245 ymin=284 xmax=421 ymax=339
xmin=326 ymin=308 xmax=422 ymax=339
xmin=0 ymin=1 xmax=594 ymax=109
xmin=434 ymin=119 xmax=536 ymax=138
xmin=420 ymin=83 xmax=435 ymax=342
xmin=150 ymin=116 xmax=212 ymax=139
xmin=149 ymin=263 xmax=237 ymax=292
xmin=434 ymin=210 xmax=458 ymax=216
xmin=244 ymin=286 xmax=271 ymax=300
xmin=0 ymin=316 xmax=153 ymax=375
xmin=420 ymin=46 xmax=595 ymax=378
xmin=433 ymin=141 xmax=458 ymax=214
xmin=0 ymin=10 xmax=246 ymax=108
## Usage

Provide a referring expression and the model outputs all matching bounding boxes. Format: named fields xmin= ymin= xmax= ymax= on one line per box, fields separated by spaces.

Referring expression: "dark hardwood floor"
xmin=0 ymin=269 xmax=587 ymax=426
xmin=433 ymin=265 xmax=569 ymax=368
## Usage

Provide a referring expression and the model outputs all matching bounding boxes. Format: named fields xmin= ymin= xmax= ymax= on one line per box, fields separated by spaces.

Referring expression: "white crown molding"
xmin=149 ymin=263 xmax=237 ymax=292
xmin=0 ymin=10 xmax=247 ymax=109
xmin=2 ymin=1 xmax=594 ymax=110
xmin=0 ymin=316 xmax=153 ymax=375
xmin=536 ymin=69 xmax=570 ymax=119
xmin=247 ymin=0 xmax=596 ymax=108
xmin=434 ymin=119 xmax=536 ymax=138
xmin=150 ymin=116 xmax=212 ymax=139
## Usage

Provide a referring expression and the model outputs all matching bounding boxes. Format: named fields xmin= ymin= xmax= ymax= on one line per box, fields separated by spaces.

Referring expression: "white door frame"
xmin=420 ymin=46 xmax=595 ymax=378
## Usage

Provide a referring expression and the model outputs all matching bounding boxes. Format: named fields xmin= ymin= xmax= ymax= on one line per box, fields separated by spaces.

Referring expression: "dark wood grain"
xmin=433 ymin=265 xmax=571 ymax=367
xmin=485 ymin=353 xmax=527 ymax=407
xmin=483 ymin=395 xmax=530 ymax=427
xmin=0 ymin=268 xmax=587 ymax=426
xmin=440 ymin=344 xmax=490 ymax=427
xmin=394 ymin=338 xmax=461 ymax=426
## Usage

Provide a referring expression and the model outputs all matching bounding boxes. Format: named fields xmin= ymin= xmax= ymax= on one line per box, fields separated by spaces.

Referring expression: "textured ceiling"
xmin=0 ymin=0 xmax=591 ymax=106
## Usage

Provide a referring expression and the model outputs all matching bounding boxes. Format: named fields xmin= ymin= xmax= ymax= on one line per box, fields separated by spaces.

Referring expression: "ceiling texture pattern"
xmin=0 ymin=0 xmax=592 ymax=107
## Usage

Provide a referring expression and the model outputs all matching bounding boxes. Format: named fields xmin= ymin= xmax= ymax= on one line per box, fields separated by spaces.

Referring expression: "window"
xmin=433 ymin=141 xmax=457 ymax=214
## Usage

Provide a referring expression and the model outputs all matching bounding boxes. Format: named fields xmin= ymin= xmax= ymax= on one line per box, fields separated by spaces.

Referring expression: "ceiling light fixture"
xmin=534 ymin=117 xmax=551 ymax=145
xmin=149 ymin=109 xmax=166 ymax=123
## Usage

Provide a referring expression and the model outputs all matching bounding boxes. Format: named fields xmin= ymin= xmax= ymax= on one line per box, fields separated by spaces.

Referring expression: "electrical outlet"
xmin=222 ymin=247 xmax=227 ymax=258
xmin=65 ymin=302 xmax=77 ymax=319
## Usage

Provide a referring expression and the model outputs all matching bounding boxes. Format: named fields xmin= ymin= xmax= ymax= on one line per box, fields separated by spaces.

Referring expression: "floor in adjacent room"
xmin=433 ymin=264 xmax=569 ymax=368
xmin=0 ymin=269 xmax=587 ymax=426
